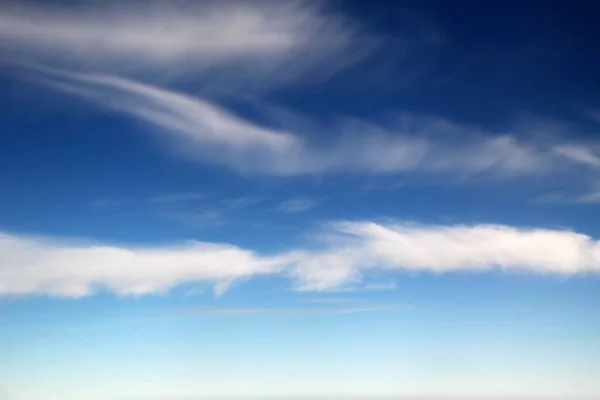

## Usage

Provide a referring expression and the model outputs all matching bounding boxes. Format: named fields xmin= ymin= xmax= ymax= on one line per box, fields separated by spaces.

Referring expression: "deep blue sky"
xmin=1 ymin=1 xmax=600 ymax=399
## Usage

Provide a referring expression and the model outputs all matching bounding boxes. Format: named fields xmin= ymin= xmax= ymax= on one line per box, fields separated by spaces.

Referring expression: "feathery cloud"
xmin=554 ymin=145 xmax=600 ymax=168
xmin=276 ymin=197 xmax=320 ymax=213
xmin=148 ymin=192 xmax=207 ymax=204
xmin=30 ymin=69 xmax=570 ymax=178
xmin=0 ymin=1 xmax=371 ymax=87
xmin=180 ymin=304 xmax=409 ymax=315
xmin=574 ymin=182 xmax=600 ymax=204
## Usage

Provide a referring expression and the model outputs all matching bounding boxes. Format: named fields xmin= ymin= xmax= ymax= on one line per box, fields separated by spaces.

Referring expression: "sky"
xmin=1 ymin=1 xmax=600 ymax=399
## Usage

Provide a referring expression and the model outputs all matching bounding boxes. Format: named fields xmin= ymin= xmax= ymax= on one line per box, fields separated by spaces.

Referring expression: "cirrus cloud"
xmin=0 ymin=0 xmax=373 ymax=87
xmin=28 ymin=68 xmax=570 ymax=178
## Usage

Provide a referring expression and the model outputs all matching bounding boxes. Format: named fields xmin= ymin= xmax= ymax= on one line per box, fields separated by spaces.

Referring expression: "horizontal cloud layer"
xmin=292 ymin=222 xmax=600 ymax=290
xmin=181 ymin=304 xmax=409 ymax=315
xmin=2 ymin=222 xmax=599 ymax=297
xmin=0 ymin=233 xmax=290 ymax=297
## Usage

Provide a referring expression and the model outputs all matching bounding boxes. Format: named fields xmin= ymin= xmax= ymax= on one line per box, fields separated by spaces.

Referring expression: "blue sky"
xmin=1 ymin=1 xmax=600 ymax=399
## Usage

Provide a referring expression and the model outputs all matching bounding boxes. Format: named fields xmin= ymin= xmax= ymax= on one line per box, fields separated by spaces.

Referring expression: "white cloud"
xmin=554 ymin=145 xmax=600 ymax=168
xmin=31 ymin=69 xmax=566 ymax=178
xmin=276 ymin=197 xmax=320 ymax=213
xmin=291 ymin=222 xmax=600 ymax=290
xmin=2 ymin=221 xmax=600 ymax=297
xmin=0 ymin=1 xmax=369 ymax=86
xmin=0 ymin=232 xmax=292 ymax=297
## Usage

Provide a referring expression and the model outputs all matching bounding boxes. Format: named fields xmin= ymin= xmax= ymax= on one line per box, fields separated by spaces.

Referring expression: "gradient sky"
xmin=1 ymin=1 xmax=600 ymax=399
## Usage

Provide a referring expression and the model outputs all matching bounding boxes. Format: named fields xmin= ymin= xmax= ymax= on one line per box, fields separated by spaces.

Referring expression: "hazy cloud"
xmin=148 ymin=192 xmax=207 ymax=204
xmin=574 ymin=183 xmax=600 ymax=204
xmin=554 ymin=145 xmax=600 ymax=168
xmin=364 ymin=281 xmax=398 ymax=291
xmin=89 ymin=198 xmax=131 ymax=209
xmin=0 ymin=1 xmax=372 ymax=87
xmin=276 ymin=197 xmax=320 ymax=213
xmin=180 ymin=303 xmax=409 ymax=315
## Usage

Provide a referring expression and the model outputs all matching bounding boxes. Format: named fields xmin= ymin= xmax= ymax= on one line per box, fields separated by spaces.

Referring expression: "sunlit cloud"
xmin=291 ymin=222 xmax=600 ymax=290
xmin=2 ymin=221 xmax=599 ymax=297
xmin=0 ymin=232 xmax=292 ymax=297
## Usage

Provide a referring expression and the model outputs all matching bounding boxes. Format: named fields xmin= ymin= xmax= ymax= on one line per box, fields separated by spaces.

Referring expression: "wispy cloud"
xmin=154 ymin=195 xmax=269 ymax=228
xmin=180 ymin=303 xmax=409 ymax=315
xmin=299 ymin=297 xmax=359 ymax=304
xmin=364 ymin=281 xmax=398 ymax=291
xmin=148 ymin=192 xmax=207 ymax=204
xmin=29 ymin=69 xmax=582 ymax=179
xmin=534 ymin=181 xmax=600 ymax=205
xmin=554 ymin=145 xmax=600 ymax=168
xmin=2 ymin=221 xmax=600 ymax=297
xmin=0 ymin=1 xmax=372 ymax=87
xmin=363 ymin=180 xmax=407 ymax=191
xmin=89 ymin=198 xmax=131 ymax=209
xmin=276 ymin=197 xmax=320 ymax=213
xmin=574 ymin=182 xmax=600 ymax=204
xmin=156 ymin=209 xmax=226 ymax=229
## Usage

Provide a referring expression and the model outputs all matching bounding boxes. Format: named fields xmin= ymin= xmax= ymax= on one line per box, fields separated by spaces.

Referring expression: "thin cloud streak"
xmin=148 ymin=192 xmax=207 ymax=204
xmin=554 ymin=145 xmax=600 ymax=168
xmin=364 ymin=281 xmax=398 ymax=291
xmin=574 ymin=182 xmax=600 ymax=204
xmin=30 ymin=69 xmax=579 ymax=179
xmin=276 ymin=197 xmax=321 ymax=213
xmin=299 ymin=297 xmax=359 ymax=304
xmin=180 ymin=304 xmax=410 ymax=315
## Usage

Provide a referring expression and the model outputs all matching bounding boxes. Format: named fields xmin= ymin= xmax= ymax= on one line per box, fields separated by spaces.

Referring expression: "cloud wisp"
xmin=554 ymin=145 xmax=600 ymax=169
xmin=574 ymin=182 xmax=600 ymax=204
xmin=276 ymin=197 xmax=321 ymax=213
xmin=0 ymin=1 xmax=371 ymax=87
xmin=148 ymin=192 xmax=207 ymax=204
xmin=2 ymin=221 xmax=599 ymax=297
xmin=180 ymin=303 xmax=409 ymax=316
xmin=29 ymin=69 xmax=578 ymax=179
